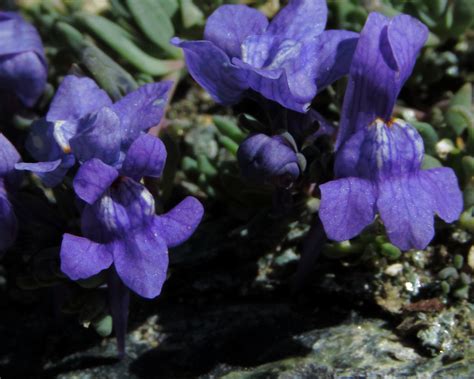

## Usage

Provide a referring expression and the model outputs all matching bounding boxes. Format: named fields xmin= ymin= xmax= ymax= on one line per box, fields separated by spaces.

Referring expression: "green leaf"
xmin=76 ymin=13 xmax=182 ymax=76
xmin=55 ymin=22 xmax=138 ymax=100
xmin=218 ymin=135 xmax=239 ymax=156
xmin=446 ymin=105 xmax=474 ymax=136
xmin=380 ymin=243 xmax=402 ymax=260
xmin=412 ymin=121 xmax=439 ymax=154
xmin=422 ymin=154 xmax=443 ymax=169
xmin=126 ymin=0 xmax=181 ymax=57
xmin=182 ymin=156 xmax=199 ymax=174
xmin=197 ymin=154 xmax=218 ymax=177
xmin=450 ymin=0 xmax=474 ymax=36
xmin=462 ymin=156 xmax=474 ymax=179
xmin=449 ymin=83 xmax=473 ymax=108
xmin=443 ymin=2 xmax=454 ymax=30
xmin=161 ymin=0 xmax=179 ymax=17
xmin=213 ymin=115 xmax=246 ymax=143
xmin=427 ymin=0 xmax=448 ymax=18
xmin=180 ymin=0 xmax=204 ymax=28
xmin=93 ymin=315 xmax=113 ymax=337
xmin=463 ymin=184 xmax=474 ymax=209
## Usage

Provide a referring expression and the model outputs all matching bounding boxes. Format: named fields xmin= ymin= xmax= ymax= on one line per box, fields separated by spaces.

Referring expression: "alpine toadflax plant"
xmin=319 ymin=13 xmax=463 ymax=250
xmin=172 ymin=0 xmax=358 ymax=112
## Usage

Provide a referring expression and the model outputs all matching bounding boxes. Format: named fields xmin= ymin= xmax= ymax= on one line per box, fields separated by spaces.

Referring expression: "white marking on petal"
xmin=99 ymin=194 xmax=117 ymax=231
xmin=53 ymin=120 xmax=71 ymax=153
xmin=267 ymin=39 xmax=301 ymax=70
xmin=373 ymin=120 xmax=389 ymax=170
xmin=140 ymin=189 xmax=155 ymax=215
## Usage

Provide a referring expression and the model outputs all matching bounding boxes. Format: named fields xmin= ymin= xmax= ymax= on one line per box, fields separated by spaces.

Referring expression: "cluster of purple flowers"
xmin=0 ymin=13 xmax=204 ymax=300
xmin=174 ymin=0 xmax=462 ymax=251
xmin=0 ymin=0 xmax=465 ymax=354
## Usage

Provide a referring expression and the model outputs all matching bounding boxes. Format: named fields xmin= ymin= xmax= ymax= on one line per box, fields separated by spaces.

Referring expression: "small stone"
xmin=436 ymin=139 xmax=455 ymax=159
xmin=385 ymin=263 xmax=404 ymax=277
xmin=468 ymin=245 xmax=474 ymax=271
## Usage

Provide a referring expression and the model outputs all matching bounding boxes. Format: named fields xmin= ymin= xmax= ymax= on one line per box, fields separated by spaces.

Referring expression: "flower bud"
xmin=0 ymin=12 xmax=47 ymax=107
xmin=237 ymin=133 xmax=300 ymax=188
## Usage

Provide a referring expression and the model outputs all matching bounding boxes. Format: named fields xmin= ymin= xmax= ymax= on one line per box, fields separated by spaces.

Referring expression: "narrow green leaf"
xmin=427 ymin=0 xmax=448 ymax=18
xmin=161 ymin=0 xmax=179 ymax=17
xmin=446 ymin=105 xmax=474 ymax=136
xmin=422 ymin=154 xmax=443 ymax=170
xmin=449 ymin=83 xmax=472 ymax=108
xmin=218 ymin=135 xmax=239 ymax=156
xmin=126 ymin=0 xmax=181 ymax=57
xmin=76 ymin=13 xmax=182 ymax=76
xmin=55 ymin=22 xmax=138 ymax=100
xmin=213 ymin=115 xmax=246 ymax=143
xmin=180 ymin=0 xmax=204 ymax=28
xmin=380 ymin=243 xmax=402 ymax=260
xmin=412 ymin=121 xmax=439 ymax=154
xmin=197 ymin=154 xmax=218 ymax=177
xmin=462 ymin=156 xmax=474 ymax=179
xmin=450 ymin=0 xmax=474 ymax=36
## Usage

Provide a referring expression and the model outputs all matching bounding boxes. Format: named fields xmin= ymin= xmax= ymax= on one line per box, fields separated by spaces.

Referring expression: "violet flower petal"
xmin=15 ymin=160 xmax=62 ymax=173
xmin=60 ymin=233 xmax=113 ymax=280
xmin=204 ymin=5 xmax=268 ymax=58
xmin=113 ymin=230 xmax=168 ymax=299
xmin=377 ymin=175 xmax=434 ymax=250
xmin=121 ymin=134 xmax=167 ymax=181
xmin=171 ymin=38 xmax=248 ymax=105
xmin=70 ymin=107 xmax=122 ymax=165
xmin=233 ymin=55 xmax=312 ymax=113
xmin=0 ymin=12 xmax=46 ymax=107
xmin=419 ymin=168 xmax=463 ymax=223
xmin=93 ymin=178 xmax=155 ymax=236
xmin=0 ymin=12 xmax=45 ymax=57
xmin=47 ymin=75 xmax=112 ymax=122
xmin=267 ymin=0 xmax=328 ymax=41
xmin=153 ymin=196 xmax=204 ymax=248
xmin=312 ymin=30 xmax=358 ymax=92
xmin=15 ymin=155 xmax=74 ymax=188
xmin=112 ymin=81 xmax=172 ymax=148
xmin=0 ymin=52 xmax=47 ymax=107
xmin=24 ymin=119 xmax=62 ymax=161
xmin=74 ymin=159 xmax=119 ymax=205
xmin=237 ymin=133 xmax=300 ymax=186
xmin=81 ymin=205 xmax=111 ymax=244
xmin=0 ymin=133 xmax=21 ymax=178
xmin=336 ymin=13 xmax=428 ymax=148
xmin=319 ymin=177 xmax=376 ymax=241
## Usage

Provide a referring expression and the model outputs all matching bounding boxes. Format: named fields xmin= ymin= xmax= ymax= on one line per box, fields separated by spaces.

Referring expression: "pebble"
xmin=385 ymin=263 xmax=404 ymax=277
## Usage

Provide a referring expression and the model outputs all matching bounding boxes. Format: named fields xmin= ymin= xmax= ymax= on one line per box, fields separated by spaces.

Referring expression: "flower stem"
xmin=108 ymin=268 xmax=130 ymax=358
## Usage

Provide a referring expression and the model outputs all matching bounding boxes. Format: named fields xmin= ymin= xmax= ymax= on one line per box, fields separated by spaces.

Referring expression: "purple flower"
xmin=319 ymin=13 xmax=463 ymax=250
xmin=0 ymin=133 xmax=21 ymax=252
xmin=172 ymin=0 xmax=358 ymax=112
xmin=16 ymin=75 xmax=172 ymax=187
xmin=237 ymin=104 xmax=333 ymax=187
xmin=60 ymin=134 xmax=204 ymax=298
xmin=0 ymin=12 xmax=47 ymax=107
xmin=238 ymin=133 xmax=301 ymax=187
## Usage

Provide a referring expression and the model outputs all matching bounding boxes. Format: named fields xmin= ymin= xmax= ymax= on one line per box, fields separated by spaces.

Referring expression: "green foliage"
xmin=126 ymin=0 xmax=181 ymax=57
